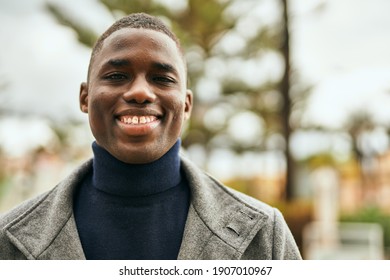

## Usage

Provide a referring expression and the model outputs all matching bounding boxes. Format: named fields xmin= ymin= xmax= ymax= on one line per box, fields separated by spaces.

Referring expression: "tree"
xmin=280 ymin=0 xmax=293 ymax=200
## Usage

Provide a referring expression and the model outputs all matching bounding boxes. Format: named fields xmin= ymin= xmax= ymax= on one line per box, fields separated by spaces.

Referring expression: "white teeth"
xmin=120 ymin=116 xmax=156 ymax=125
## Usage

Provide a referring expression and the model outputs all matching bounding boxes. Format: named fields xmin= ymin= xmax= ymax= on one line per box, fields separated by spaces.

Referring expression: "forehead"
xmin=94 ymin=28 xmax=185 ymax=73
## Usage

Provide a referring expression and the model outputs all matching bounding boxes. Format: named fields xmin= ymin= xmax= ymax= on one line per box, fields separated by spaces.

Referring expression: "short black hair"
xmin=87 ymin=13 xmax=184 ymax=80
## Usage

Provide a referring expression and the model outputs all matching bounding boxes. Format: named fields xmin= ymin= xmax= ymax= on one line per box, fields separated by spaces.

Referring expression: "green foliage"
xmin=340 ymin=207 xmax=390 ymax=250
xmin=46 ymin=3 xmax=98 ymax=47
xmin=100 ymin=0 xmax=171 ymax=21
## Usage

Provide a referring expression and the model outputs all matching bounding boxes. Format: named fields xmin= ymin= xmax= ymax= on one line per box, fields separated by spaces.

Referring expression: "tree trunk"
xmin=280 ymin=0 xmax=294 ymax=201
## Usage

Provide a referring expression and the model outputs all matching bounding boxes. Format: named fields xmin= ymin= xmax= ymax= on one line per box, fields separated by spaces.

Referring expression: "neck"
xmin=91 ymin=140 xmax=182 ymax=197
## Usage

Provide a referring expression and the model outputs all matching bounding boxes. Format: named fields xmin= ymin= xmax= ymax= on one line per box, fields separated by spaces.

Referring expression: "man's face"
xmin=80 ymin=28 xmax=192 ymax=164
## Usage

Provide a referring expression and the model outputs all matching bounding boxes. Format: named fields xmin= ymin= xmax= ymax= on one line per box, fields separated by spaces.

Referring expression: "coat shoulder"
xmin=209 ymin=174 xmax=302 ymax=259
xmin=180 ymin=155 xmax=302 ymax=259
xmin=0 ymin=159 xmax=92 ymax=260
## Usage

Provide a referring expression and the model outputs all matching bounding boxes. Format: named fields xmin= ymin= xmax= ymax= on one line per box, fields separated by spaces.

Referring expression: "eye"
xmin=153 ymin=75 xmax=176 ymax=85
xmin=103 ymin=73 xmax=128 ymax=81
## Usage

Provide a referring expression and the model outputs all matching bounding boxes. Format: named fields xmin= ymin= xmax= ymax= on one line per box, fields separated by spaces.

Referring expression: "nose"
xmin=122 ymin=76 xmax=156 ymax=104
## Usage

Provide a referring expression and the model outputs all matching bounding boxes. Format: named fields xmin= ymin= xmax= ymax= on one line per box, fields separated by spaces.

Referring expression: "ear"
xmin=79 ymin=82 xmax=89 ymax=113
xmin=184 ymin=89 xmax=193 ymax=121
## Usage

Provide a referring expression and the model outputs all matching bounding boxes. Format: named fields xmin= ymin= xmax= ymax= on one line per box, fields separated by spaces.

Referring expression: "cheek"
xmin=88 ymin=97 xmax=105 ymax=122
xmin=170 ymin=100 xmax=187 ymax=123
xmin=88 ymin=89 xmax=116 ymax=112
xmin=88 ymin=108 xmax=104 ymax=137
xmin=87 ymin=94 xmax=113 ymax=133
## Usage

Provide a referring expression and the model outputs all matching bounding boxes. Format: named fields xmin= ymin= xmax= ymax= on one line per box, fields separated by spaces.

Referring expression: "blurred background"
xmin=1 ymin=0 xmax=390 ymax=259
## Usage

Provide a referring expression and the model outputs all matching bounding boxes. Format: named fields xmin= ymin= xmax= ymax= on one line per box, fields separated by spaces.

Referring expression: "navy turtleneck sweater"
xmin=73 ymin=140 xmax=190 ymax=260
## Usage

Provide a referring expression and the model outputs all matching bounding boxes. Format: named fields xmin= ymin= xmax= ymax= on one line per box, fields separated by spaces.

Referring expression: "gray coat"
xmin=0 ymin=156 xmax=302 ymax=260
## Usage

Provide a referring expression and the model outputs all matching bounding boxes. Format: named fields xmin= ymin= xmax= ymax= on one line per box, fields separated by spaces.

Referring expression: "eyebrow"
xmin=152 ymin=62 xmax=177 ymax=74
xmin=107 ymin=58 xmax=130 ymax=67
xmin=102 ymin=59 xmax=179 ymax=77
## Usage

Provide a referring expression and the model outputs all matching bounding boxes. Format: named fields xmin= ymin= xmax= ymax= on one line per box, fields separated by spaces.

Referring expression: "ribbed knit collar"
xmin=91 ymin=140 xmax=182 ymax=197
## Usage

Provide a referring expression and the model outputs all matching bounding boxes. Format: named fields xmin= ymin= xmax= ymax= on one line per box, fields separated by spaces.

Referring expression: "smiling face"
xmin=80 ymin=28 xmax=192 ymax=164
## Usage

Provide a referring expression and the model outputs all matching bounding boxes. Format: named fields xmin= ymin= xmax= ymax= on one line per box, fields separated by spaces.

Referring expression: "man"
xmin=0 ymin=13 xmax=301 ymax=260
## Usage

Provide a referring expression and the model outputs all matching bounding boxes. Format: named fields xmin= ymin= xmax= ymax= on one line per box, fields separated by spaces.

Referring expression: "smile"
xmin=118 ymin=115 xmax=158 ymax=125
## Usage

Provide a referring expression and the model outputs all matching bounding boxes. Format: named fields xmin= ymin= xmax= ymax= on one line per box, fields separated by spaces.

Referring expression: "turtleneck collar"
xmin=91 ymin=139 xmax=182 ymax=197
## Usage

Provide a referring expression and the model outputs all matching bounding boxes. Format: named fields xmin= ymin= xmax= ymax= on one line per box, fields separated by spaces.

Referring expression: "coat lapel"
xmin=178 ymin=156 xmax=269 ymax=260
xmin=4 ymin=161 xmax=92 ymax=260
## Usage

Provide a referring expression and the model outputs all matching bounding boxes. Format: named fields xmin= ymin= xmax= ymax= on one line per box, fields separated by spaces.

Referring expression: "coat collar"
xmin=4 ymin=156 xmax=269 ymax=260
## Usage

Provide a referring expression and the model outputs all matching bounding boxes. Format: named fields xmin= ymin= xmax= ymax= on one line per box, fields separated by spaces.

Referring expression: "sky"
xmin=292 ymin=0 xmax=390 ymax=128
xmin=1 ymin=0 xmax=390 ymax=174
xmin=0 ymin=0 xmax=113 ymax=121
